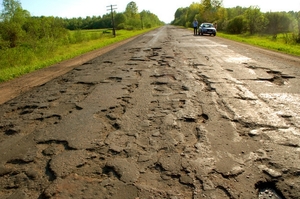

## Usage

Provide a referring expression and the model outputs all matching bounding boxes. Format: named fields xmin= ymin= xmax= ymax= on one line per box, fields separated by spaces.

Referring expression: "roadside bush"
xmin=0 ymin=35 xmax=10 ymax=49
xmin=73 ymin=30 xmax=86 ymax=43
xmin=226 ymin=16 xmax=245 ymax=34
xmin=90 ymin=32 xmax=99 ymax=40
xmin=292 ymin=33 xmax=300 ymax=43
xmin=264 ymin=12 xmax=291 ymax=36
xmin=185 ymin=21 xmax=192 ymax=28
xmin=145 ymin=24 xmax=152 ymax=29
xmin=125 ymin=26 xmax=134 ymax=30
xmin=117 ymin=23 xmax=126 ymax=30
xmin=126 ymin=19 xmax=141 ymax=29
xmin=244 ymin=6 xmax=268 ymax=35
xmin=0 ymin=46 xmax=36 ymax=69
xmin=115 ymin=13 xmax=127 ymax=28
xmin=22 ymin=16 xmax=69 ymax=49
xmin=276 ymin=32 xmax=300 ymax=44
xmin=0 ymin=21 xmax=26 ymax=47
xmin=282 ymin=33 xmax=292 ymax=44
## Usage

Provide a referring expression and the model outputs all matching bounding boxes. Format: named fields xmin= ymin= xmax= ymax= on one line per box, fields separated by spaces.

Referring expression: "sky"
xmin=15 ymin=0 xmax=300 ymax=23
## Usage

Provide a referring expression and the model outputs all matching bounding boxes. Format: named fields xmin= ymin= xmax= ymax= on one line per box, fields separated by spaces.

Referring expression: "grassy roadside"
xmin=217 ymin=32 xmax=300 ymax=57
xmin=0 ymin=28 xmax=156 ymax=83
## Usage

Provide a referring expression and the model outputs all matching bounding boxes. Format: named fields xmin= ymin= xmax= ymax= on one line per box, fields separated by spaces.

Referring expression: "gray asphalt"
xmin=0 ymin=26 xmax=300 ymax=199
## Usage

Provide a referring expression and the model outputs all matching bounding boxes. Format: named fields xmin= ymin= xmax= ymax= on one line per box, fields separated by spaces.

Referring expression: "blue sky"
xmin=15 ymin=0 xmax=300 ymax=23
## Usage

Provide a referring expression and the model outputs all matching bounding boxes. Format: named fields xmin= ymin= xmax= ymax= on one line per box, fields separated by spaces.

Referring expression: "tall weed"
xmin=282 ymin=33 xmax=292 ymax=44
xmin=0 ymin=47 xmax=37 ymax=69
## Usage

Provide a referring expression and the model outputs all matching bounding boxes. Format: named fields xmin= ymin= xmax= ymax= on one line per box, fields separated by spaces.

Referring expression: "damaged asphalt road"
xmin=0 ymin=26 xmax=300 ymax=199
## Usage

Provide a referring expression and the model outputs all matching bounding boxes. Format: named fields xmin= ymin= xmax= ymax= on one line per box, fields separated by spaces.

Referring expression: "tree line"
xmin=0 ymin=0 xmax=163 ymax=49
xmin=63 ymin=2 xmax=163 ymax=30
xmin=172 ymin=0 xmax=300 ymax=43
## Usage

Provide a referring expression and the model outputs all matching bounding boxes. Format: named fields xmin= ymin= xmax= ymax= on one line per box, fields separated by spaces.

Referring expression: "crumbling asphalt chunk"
xmin=49 ymin=150 xmax=93 ymax=178
xmin=158 ymin=153 xmax=182 ymax=175
xmin=0 ymin=165 xmax=12 ymax=176
xmin=105 ymin=158 xmax=140 ymax=184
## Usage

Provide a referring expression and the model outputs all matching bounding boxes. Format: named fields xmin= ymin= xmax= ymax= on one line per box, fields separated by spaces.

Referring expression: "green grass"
xmin=217 ymin=32 xmax=300 ymax=57
xmin=0 ymin=28 xmax=156 ymax=83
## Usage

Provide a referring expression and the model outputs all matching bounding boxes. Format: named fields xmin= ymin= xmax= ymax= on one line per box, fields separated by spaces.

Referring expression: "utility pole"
xmin=107 ymin=5 xmax=117 ymax=37
xmin=140 ymin=15 xmax=144 ymax=30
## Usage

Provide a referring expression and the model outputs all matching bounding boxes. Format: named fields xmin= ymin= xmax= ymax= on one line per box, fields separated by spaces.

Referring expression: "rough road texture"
xmin=0 ymin=26 xmax=300 ymax=199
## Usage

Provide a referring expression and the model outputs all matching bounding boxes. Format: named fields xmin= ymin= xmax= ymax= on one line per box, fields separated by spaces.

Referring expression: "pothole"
xmin=256 ymin=181 xmax=285 ymax=199
xmin=257 ymin=76 xmax=285 ymax=86
xmin=256 ymin=70 xmax=296 ymax=86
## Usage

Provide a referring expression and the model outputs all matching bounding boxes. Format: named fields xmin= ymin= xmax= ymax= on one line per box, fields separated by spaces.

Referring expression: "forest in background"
xmin=0 ymin=0 xmax=163 ymax=49
xmin=62 ymin=2 xmax=163 ymax=31
xmin=172 ymin=0 xmax=300 ymax=43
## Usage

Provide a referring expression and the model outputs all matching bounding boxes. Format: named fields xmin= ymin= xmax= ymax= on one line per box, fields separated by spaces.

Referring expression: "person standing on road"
xmin=193 ymin=19 xmax=198 ymax=35
xmin=214 ymin=22 xmax=218 ymax=31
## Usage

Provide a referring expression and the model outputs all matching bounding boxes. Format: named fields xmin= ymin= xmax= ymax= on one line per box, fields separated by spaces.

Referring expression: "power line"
xmin=107 ymin=5 xmax=117 ymax=37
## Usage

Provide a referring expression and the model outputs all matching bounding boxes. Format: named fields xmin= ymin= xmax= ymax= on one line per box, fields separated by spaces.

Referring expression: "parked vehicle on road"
xmin=199 ymin=23 xmax=216 ymax=36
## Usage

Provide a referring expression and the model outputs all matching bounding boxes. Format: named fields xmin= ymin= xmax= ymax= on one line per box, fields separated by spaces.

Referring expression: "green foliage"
xmin=72 ymin=30 xmax=85 ymax=43
xmin=201 ymin=0 xmax=212 ymax=10
xmin=173 ymin=7 xmax=188 ymax=26
xmin=115 ymin=13 xmax=127 ymax=28
xmin=0 ymin=0 xmax=30 ymax=47
xmin=226 ymin=6 xmax=247 ymax=19
xmin=293 ymin=11 xmax=300 ymax=43
xmin=186 ymin=3 xmax=202 ymax=26
xmin=0 ymin=20 xmax=25 ymax=47
xmin=226 ymin=16 xmax=245 ymax=34
xmin=172 ymin=0 xmax=224 ymax=27
xmin=244 ymin=6 xmax=267 ymax=34
xmin=62 ymin=1 xmax=163 ymax=31
xmin=0 ymin=0 xmax=68 ymax=49
xmin=126 ymin=18 xmax=141 ymax=29
xmin=264 ymin=12 xmax=291 ymax=36
xmin=292 ymin=32 xmax=300 ymax=43
xmin=23 ymin=17 xmax=68 ymax=48
xmin=1 ymin=0 xmax=23 ymax=20
xmin=117 ymin=23 xmax=126 ymax=30
xmin=140 ymin=10 xmax=161 ymax=29
xmin=211 ymin=0 xmax=223 ymax=8
xmin=125 ymin=1 xmax=139 ymax=19
xmin=0 ymin=34 xmax=10 ymax=49
xmin=172 ymin=1 xmax=300 ymax=43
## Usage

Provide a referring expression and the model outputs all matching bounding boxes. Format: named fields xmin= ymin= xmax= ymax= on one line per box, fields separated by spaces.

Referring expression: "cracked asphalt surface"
xmin=0 ymin=26 xmax=300 ymax=199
